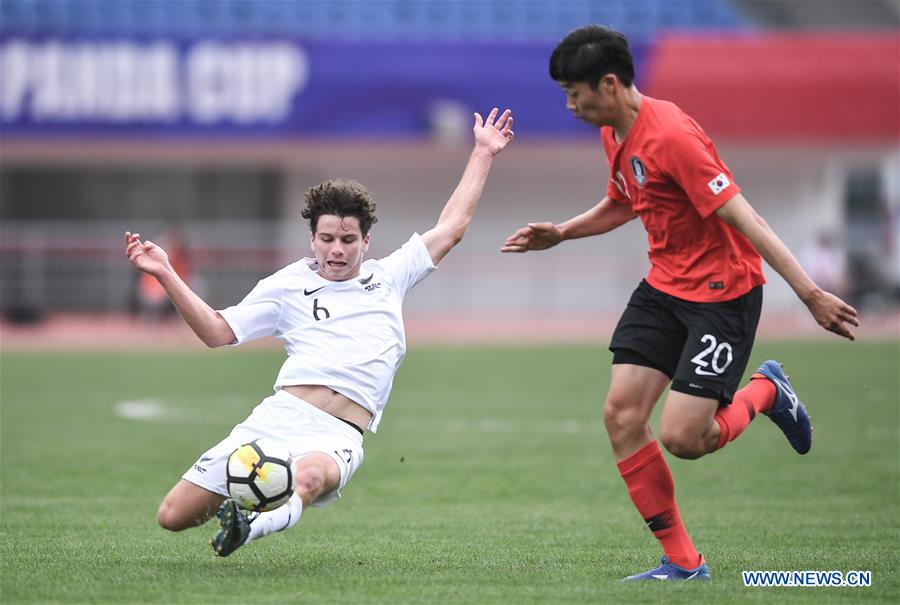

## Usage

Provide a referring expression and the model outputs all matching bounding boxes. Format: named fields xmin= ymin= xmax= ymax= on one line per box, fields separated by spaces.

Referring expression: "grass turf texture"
xmin=1 ymin=342 xmax=897 ymax=604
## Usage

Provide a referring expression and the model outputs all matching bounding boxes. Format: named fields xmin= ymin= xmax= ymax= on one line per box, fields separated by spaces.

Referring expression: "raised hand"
xmin=473 ymin=108 xmax=514 ymax=156
xmin=124 ymin=231 xmax=170 ymax=277
xmin=500 ymin=222 xmax=564 ymax=253
xmin=804 ymin=289 xmax=859 ymax=340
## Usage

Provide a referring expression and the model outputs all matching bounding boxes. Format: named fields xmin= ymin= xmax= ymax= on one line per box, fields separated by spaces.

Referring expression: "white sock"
xmin=245 ymin=494 xmax=304 ymax=544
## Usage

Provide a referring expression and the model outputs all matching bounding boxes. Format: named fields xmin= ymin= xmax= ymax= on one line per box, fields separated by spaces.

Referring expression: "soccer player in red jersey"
xmin=502 ymin=25 xmax=858 ymax=581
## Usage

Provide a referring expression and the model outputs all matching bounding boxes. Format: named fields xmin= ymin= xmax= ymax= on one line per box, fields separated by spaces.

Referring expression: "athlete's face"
xmin=311 ymin=214 xmax=369 ymax=281
xmin=560 ymin=79 xmax=616 ymax=127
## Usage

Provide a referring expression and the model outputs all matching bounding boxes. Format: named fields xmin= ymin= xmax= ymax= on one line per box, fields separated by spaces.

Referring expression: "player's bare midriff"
xmin=282 ymin=384 xmax=371 ymax=431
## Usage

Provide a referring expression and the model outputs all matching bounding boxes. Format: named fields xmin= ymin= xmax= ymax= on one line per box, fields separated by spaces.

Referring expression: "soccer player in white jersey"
xmin=124 ymin=107 xmax=514 ymax=556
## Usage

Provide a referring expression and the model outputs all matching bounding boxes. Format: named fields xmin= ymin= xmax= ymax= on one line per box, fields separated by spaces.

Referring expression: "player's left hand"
xmin=805 ymin=289 xmax=859 ymax=340
xmin=500 ymin=222 xmax=563 ymax=253
xmin=473 ymin=108 xmax=514 ymax=156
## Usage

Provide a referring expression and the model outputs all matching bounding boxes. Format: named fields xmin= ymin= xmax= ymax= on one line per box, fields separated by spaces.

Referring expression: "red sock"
xmin=713 ymin=374 xmax=777 ymax=450
xmin=617 ymin=441 xmax=700 ymax=569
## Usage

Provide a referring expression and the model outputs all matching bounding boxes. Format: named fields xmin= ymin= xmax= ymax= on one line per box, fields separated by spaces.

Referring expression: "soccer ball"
xmin=226 ymin=439 xmax=294 ymax=512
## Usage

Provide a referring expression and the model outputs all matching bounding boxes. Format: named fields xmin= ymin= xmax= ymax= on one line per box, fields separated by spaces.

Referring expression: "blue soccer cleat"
xmin=755 ymin=360 xmax=812 ymax=455
xmin=621 ymin=555 xmax=711 ymax=582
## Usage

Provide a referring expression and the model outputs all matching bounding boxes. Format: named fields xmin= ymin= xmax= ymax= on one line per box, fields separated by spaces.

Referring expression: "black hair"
xmin=549 ymin=25 xmax=635 ymax=89
xmin=301 ymin=178 xmax=378 ymax=235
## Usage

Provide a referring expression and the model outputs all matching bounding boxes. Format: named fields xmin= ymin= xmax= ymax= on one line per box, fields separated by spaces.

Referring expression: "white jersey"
xmin=219 ymin=233 xmax=436 ymax=432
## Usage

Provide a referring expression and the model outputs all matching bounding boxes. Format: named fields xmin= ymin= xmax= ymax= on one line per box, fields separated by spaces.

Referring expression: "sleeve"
xmin=606 ymin=177 xmax=630 ymax=205
xmin=661 ymin=127 xmax=741 ymax=218
xmin=218 ymin=273 xmax=284 ymax=345
xmin=377 ymin=233 xmax=438 ymax=295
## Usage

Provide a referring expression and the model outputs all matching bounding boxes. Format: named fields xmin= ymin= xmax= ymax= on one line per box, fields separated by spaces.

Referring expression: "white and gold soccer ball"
xmin=226 ymin=439 xmax=294 ymax=512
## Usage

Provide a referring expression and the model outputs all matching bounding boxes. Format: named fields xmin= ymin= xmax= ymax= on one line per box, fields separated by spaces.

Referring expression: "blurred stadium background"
xmin=1 ymin=0 xmax=898 ymax=347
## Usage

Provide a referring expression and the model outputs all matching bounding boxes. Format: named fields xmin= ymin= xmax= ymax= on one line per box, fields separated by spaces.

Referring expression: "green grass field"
xmin=1 ymin=341 xmax=898 ymax=604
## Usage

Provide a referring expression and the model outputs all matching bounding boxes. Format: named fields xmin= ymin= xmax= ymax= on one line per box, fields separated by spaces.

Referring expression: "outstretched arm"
xmin=124 ymin=231 xmax=236 ymax=347
xmin=421 ymin=107 xmax=514 ymax=265
xmin=500 ymin=196 xmax=636 ymax=253
xmin=715 ymin=194 xmax=859 ymax=340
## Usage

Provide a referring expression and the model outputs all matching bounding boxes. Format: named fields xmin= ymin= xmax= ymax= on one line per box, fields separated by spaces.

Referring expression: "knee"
xmin=603 ymin=395 xmax=648 ymax=440
xmin=156 ymin=500 xmax=187 ymax=532
xmin=658 ymin=427 xmax=705 ymax=460
xmin=293 ymin=466 xmax=327 ymax=500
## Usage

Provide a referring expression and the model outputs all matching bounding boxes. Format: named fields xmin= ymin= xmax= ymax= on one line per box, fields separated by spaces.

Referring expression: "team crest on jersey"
xmin=358 ymin=274 xmax=382 ymax=292
xmin=629 ymin=156 xmax=647 ymax=186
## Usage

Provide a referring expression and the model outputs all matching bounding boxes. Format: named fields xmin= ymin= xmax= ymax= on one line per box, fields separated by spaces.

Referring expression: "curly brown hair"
xmin=301 ymin=179 xmax=378 ymax=235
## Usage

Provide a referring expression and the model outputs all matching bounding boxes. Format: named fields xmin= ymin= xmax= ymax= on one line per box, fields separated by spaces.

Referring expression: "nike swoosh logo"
xmin=694 ymin=367 xmax=718 ymax=376
xmin=359 ymin=274 xmax=374 ymax=285
xmin=685 ymin=571 xmax=700 ymax=580
xmin=652 ymin=574 xmax=668 ymax=580
xmin=304 ymin=286 xmax=325 ymax=296
xmin=199 ymin=456 xmax=213 ymax=462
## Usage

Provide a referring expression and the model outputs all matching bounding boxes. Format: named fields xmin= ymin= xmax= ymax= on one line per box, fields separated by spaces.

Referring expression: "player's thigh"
xmin=609 ymin=280 xmax=687 ymax=382
xmin=158 ymin=479 xmax=226 ymax=530
xmin=607 ymin=361 xmax=672 ymax=423
xmin=658 ymin=390 xmax=719 ymax=448
xmin=670 ymin=286 xmax=763 ymax=404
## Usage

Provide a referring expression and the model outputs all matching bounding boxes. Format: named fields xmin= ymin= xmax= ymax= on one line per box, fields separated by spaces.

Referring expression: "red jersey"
xmin=603 ymin=95 xmax=765 ymax=302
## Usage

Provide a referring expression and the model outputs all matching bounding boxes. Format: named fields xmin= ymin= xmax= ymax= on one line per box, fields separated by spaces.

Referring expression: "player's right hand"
xmin=124 ymin=230 xmax=170 ymax=276
xmin=500 ymin=222 xmax=563 ymax=253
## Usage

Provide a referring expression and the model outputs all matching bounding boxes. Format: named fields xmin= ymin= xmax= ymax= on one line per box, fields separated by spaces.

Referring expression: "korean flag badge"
xmin=708 ymin=172 xmax=731 ymax=195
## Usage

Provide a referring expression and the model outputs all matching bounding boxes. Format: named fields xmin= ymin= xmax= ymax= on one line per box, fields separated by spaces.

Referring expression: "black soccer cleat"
xmin=210 ymin=498 xmax=250 ymax=557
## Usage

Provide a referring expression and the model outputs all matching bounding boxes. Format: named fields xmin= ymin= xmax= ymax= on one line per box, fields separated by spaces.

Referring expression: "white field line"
xmin=114 ymin=399 xmax=183 ymax=422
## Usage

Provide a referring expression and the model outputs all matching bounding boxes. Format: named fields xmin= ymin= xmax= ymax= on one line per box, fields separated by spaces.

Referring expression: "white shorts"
xmin=182 ymin=389 xmax=365 ymax=507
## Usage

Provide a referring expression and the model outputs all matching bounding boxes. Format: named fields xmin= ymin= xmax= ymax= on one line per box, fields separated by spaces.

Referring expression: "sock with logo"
xmin=713 ymin=374 xmax=777 ymax=450
xmin=617 ymin=440 xmax=701 ymax=569
xmin=246 ymin=493 xmax=304 ymax=544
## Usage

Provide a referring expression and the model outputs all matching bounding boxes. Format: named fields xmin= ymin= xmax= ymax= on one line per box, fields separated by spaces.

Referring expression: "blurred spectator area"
xmin=0 ymin=0 xmax=898 ymax=325
xmin=3 ymin=0 xmax=897 ymax=38
xmin=1 ymin=0 xmax=747 ymax=39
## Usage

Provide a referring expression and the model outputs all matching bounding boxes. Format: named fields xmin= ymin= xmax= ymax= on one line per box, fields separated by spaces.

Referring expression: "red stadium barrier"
xmin=645 ymin=32 xmax=900 ymax=141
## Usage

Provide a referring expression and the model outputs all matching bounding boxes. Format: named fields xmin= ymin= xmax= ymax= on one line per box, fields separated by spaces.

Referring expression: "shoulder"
xmin=369 ymin=233 xmax=436 ymax=287
xmin=647 ymin=112 xmax=714 ymax=169
xmin=646 ymin=98 xmax=708 ymax=144
xmin=362 ymin=250 xmax=402 ymax=278
xmin=360 ymin=257 xmax=382 ymax=274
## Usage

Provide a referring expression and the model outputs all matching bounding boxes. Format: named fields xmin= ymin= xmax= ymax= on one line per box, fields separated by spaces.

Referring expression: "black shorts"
xmin=609 ymin=280 xmax=763 ymax=404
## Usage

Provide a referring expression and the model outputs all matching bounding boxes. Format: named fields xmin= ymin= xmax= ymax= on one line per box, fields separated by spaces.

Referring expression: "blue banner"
xmin=0 ymin=36 xmax=648 ymax=139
